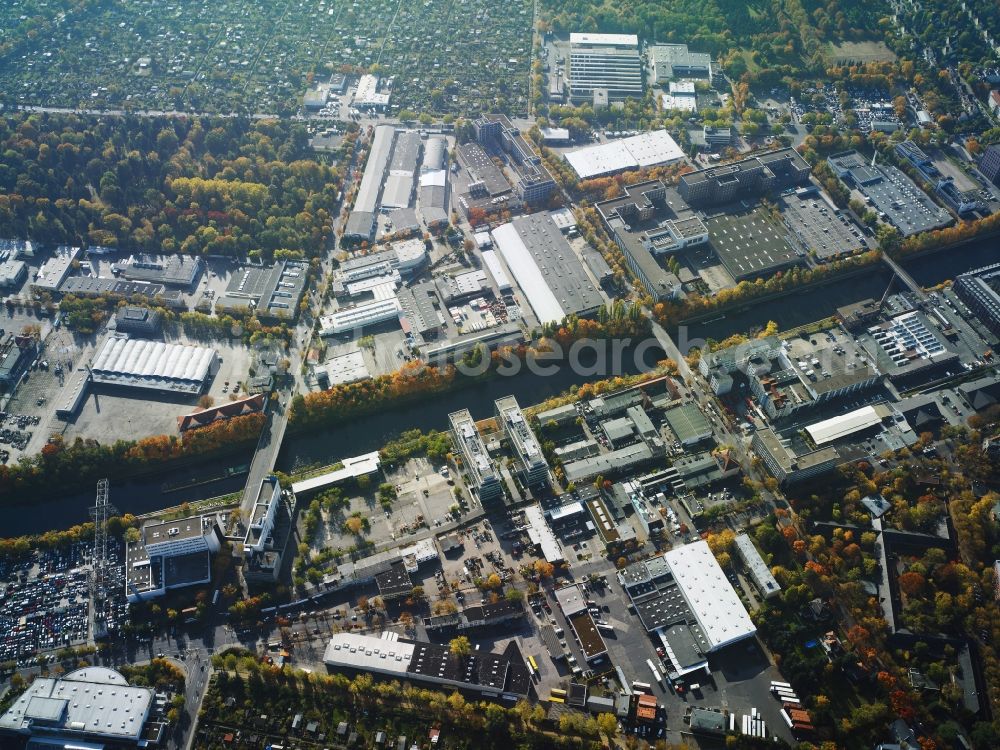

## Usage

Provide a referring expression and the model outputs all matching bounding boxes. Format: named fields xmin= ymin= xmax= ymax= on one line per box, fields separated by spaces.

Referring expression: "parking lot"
xmin=845 ymin=87 xmax=903 ymax=134
xmin=0 ymin=545 xmax=92 ymax=665
xmin=3 ymin=327 xmax=95 ymax=461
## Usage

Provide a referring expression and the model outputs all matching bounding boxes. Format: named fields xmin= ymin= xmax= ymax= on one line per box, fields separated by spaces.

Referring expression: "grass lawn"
xmin=824 ymin=41 xmax=898 ymax=65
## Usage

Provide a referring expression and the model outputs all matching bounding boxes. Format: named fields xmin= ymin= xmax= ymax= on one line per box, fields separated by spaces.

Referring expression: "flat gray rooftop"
xmin=459 ymin=142 xmax=510 ymax=197
xmin=779 ymin=191 xmax=868 ymax=259
xmin=828 ymin=152 xmax=952 ymax=237
xmin=499 ymin=212 xmax=605 ymax=320
xmin=704 ymin=206 xmax=802 ymax=280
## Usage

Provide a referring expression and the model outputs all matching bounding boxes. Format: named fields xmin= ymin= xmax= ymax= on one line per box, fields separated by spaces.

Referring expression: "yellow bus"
xmin=548 ymin=696 xmax=564 ymax=703
xmin=526 ymin=655 xmax=539 ymax=677
xmin=550 ymin=688 xmax=567 ymax=699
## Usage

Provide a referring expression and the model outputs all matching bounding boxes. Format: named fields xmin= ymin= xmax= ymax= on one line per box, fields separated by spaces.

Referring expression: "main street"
xmin=236 ymin=121 xmax=369 ymax=520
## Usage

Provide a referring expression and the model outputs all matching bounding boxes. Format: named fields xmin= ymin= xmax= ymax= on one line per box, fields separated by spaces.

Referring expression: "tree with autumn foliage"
xmin=0 ymin=413 xmax=265 ymax=502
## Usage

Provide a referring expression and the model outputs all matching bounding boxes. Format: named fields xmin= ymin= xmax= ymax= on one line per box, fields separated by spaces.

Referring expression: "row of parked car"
xmin=1 ymin=557 xmax=91 ymax=664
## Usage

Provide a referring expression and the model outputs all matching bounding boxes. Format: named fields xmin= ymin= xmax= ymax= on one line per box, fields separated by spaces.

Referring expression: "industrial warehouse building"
xmin=320 ymin=297 xmax=402 ymax=336
xmin=565 ymin=130 xmax=686 ymax=179
xmin=553 ymin=584 xmax=608 ymax=662
xmin=0 ymin=667 xmax=163 ymax=746
xmin=383 ymin=131 xmax=422 ymax=210
xmin=90 ymin=336 xmax=217 ymax=394
xmin=114 ymin=305 xmax=162 ymax=337
xmin=617 ymin=541 xmax=756 ymax=679
xmin=955 ymin=263 xmax=1000 ymax=336
xmin=804 ymin=404 xmax=889 ymax=446
xmin=353 ymin=74 xmax=391 ymax=109
xmin=344 ymin=125 xmax=396 ymax=241
xmin=0 ymin=259 xmax=27 ymax=288
xmin=663 ymin=544 xmax=756 ymax=647
xmin=216 ymin=260 xmax=309 ymax=321
xmin=491 ymin=212 xmax=604 ymax=324
xmin=419 ymin=137 xmax=450 ymax=228
xmin=827 ymin=151 xmax=952 ymax=236
xmin=33 ymin=246 xmax=81 ymax=293
xmin=118 ymin=253 xmax=203 ymax=288
xmin=649 ymin=43 xmax=712 ymax=83
xmin=323 ymin=632 xmax=530 ymax=700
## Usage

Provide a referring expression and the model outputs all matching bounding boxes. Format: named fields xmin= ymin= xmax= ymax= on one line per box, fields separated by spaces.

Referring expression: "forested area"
xmin=0 ymin=114 xmax=342 ymax=260
xmin=540 ymin=0 xmax=889 ymax=72
xmin=750 ymin=424 xmax=1000 ymax=749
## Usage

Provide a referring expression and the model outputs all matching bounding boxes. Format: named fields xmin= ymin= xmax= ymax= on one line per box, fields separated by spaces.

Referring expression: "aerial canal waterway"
xmin=677 ymin=235 xmax=999 ymax=344
xmin=13 ymin=236 xmax=997 ymax=537
xmin=12 ymin=342 xmax=666 ymax=536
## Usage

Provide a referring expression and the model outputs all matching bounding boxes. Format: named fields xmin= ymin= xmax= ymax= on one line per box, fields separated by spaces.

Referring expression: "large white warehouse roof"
xmin=90 ymin=337 xmax=216 ymax=393
xmin=565 ymin=130 xmax=686 ymax=179
xmin=0 ymin=667 xmax=154 ymax=742
xmin=805 ymin=405 xmax=883 ymax=446
xmin=323 ymin=632 xmax=413 ymax=677
xmin=320 ymin=298 xmax=402 ymax=335
xmin=663 ymin=541 xmax=756 ymax=651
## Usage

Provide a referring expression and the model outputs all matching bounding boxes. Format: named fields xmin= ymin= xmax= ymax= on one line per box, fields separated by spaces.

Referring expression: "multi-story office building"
xmin=473 ymin=114 xmax=556 ymax=203
xmin=125 ymin=513 xmax=222 ymax=602
xmin=698 ymin=336 xmax=781 ymax=395
xmin=496 ymin=395 xmax=549 ymax=488
xmin=595 ymin=180 xmax=706 ymax=300
xmin=734 ymin=533 xmax=781 ymax=600
xmin=978 ymin=144 xmax=1000 ymax=186
xmin=143 ymin=517 xmax=221 ymax=559
xmin=702 ymin=125 xmax=733 ymax=149
xmin=751 ymin=428 xmax=841 ymax=485
xmin=244 ymin=475 xmax=281 ymax=557
xmin=955 ymin=263 xmax=1000 ymax=336
xmin=568 ymin=33 xmax=643 ymax=103
xmin=679 ymin=148 xmax=811 ymax=207
xmin=449 ymin=409 xmax=504 ymax=502
xmin=745 ymin=347 xmax=879 ymax=420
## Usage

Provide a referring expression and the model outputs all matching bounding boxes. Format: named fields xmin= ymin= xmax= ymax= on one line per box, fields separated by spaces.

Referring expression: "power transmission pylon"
xmin=90 ymin=479 xmax=117 ymax=638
